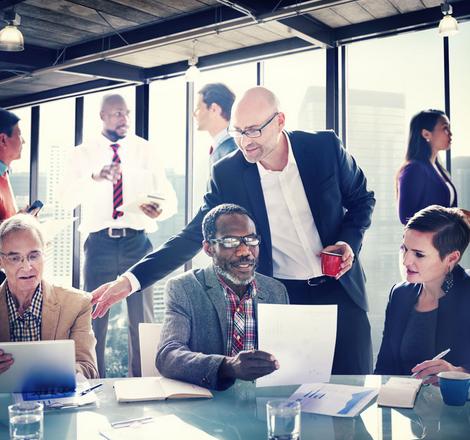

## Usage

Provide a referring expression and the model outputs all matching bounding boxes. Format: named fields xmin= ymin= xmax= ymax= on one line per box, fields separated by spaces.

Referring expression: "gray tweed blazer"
xmin=156 ymin=265 xmax=288 ymax=390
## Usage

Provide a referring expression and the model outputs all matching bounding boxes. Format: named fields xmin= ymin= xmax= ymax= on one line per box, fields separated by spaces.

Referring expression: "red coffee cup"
xmin=321 ymin=251 xmax=342 ymax=277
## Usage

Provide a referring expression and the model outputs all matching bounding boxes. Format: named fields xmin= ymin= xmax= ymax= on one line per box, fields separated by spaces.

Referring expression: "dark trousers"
xmin=84 ymin=229 xmax=154 ymax=378
xmin=277 ymin=278 xmax=372 ymax=374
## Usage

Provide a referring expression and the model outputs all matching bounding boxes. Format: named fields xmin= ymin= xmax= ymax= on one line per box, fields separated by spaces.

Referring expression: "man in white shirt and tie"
xmin=60 ymin=94 xmax=177 ymax=377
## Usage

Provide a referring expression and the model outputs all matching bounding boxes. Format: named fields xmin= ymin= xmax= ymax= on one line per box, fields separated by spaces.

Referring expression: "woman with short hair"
xmin=375 ymin=205 xmax=470 ymax=379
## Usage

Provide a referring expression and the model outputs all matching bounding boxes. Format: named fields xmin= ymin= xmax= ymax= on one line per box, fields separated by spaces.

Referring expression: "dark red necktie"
xmin=209 ymin=145 xmax=214 ymax=155
xmin=110 ymin=143 xmax=123 ymax=219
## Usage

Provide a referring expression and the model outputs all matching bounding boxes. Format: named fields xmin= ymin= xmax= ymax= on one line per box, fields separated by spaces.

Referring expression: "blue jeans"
xmin=84 ymin=229 xmax=153 ymax=377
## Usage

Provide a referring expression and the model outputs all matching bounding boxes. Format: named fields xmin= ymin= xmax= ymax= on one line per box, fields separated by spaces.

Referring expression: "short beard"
xmin=214 ymin=264 xmax=255 ymax=286
xmin=104 ymin=129 xmax=126 ymax=142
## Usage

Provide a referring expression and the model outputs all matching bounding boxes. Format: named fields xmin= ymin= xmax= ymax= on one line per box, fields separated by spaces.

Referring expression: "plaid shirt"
xmin=217 ymin=275 xmax=257 ymax=357
xmin=6 ymin=283 xmax=43 ymax=342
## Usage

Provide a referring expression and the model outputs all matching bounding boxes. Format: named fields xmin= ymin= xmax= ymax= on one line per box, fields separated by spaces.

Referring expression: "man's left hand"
xmin=321 ymin=242 xmax=354 ymax=279
xmin=140 ymin=202 xmax=162 ymax=219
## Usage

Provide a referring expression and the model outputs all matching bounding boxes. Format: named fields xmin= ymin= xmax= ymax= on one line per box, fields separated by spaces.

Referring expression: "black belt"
xmin=306 ymin=276 xmax=331 ymax=286
xmin=91 ymin=228 xmax=144 ymax=239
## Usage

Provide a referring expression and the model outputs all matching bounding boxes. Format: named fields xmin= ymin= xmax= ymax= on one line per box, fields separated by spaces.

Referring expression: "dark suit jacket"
xmin=156 ymin=266 xmax=289 ymax=390
xmin=130 ymin=130 xmax=375 ymax=311
xmin=375 ymin=265 xmax=470 ymax=375
xmin=210 ymin=136 xmax=238 ymax=167
xmin=398 ymin=160 xmax=457 ymax=225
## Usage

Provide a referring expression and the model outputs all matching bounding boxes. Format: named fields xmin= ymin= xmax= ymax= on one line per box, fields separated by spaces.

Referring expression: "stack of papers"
xmin=288 ymin=383 xmax=378 ymax=417
xmin=377 ymin=377 xmax=422 ymax=408
xmin=100 ymin=415 xmax=217 ymax=440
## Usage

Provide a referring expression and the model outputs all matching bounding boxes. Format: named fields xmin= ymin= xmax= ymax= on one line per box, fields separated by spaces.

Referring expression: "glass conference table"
xmin=0 ymin=375 xmax=469 ymax=439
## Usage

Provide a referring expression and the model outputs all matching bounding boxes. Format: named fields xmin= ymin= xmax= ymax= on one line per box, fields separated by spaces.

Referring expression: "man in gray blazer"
xmin=156 ymin=203 xmax=289 ymax=390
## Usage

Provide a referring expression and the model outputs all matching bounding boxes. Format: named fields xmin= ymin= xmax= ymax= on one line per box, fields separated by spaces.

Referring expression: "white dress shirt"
xmin=60 ymin=133 xmax=177 ymax=235
xmin=257 ymin=132 xmax=323 ymax=279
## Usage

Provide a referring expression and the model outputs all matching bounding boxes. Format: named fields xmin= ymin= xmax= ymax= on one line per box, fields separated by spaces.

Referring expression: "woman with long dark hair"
xmin=397 ymin=109 xmax=457 ymax=225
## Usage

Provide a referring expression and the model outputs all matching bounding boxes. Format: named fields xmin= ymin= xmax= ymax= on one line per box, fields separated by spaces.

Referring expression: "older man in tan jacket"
xmin=0 ymin=214 xmax=98 ymax=379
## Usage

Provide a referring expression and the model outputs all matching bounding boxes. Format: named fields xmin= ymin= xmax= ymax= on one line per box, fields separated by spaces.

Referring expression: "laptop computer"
xmin=0 ymin=340 xmax=76 ymax=394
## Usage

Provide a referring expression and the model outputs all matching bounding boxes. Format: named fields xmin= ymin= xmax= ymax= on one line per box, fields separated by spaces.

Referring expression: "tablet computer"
xmin=0 ymin=340 xmax=76 ymax=393
xmin=116 ymin=194 xmax=166 ymax=215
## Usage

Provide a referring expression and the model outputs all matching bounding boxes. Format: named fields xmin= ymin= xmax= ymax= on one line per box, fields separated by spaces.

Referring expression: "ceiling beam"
xmin=278 ymin=15 xmax=334 ymax=48
xmin=145 ymin=37 xmax=313 ymax=80
xmin=0 ymin=78 xmax=123 ymax=109
xmin=64 ymin=60 xmax=145 ymax=83
xmin=335 ymin=0 xmax=470 ymax=44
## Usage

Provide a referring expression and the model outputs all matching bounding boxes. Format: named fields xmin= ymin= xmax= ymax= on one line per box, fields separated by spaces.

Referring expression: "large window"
xmin=9 ymin=107 xmax=31 ymax=209
xmin=38 ymin=99 xmax=75 ymax=285
xmin=191 ymin=62 xmax=258 ymax=269
xmin=450 ymin=21 xmax=470 ymax=268
xmin=347 ymin=29 xmax=445 ymax=361
xmin=264 ymin=50 xmax=326 ymax=131
xmin=149 ymin=76 xmax=187 ymax=322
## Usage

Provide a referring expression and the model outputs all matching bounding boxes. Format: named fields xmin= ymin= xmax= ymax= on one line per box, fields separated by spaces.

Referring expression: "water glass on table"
xmin=8 ymin=402 xmax=43 ymax=440
xmin=266 ymin=399 xmax=301 ymax=440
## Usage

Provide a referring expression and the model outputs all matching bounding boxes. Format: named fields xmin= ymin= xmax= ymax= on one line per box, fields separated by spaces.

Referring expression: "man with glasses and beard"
xmin=156 ymin=204 xmax=288 ymax=390
xmin=60 ymin=94 xmax=176 ymax=378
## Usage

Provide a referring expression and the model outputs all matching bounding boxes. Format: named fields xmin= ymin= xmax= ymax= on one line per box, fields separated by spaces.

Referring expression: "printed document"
xmin=257 ymin=304 xmax=336 ymax=387
xmin=289 ymin=383 xmax=378 ymax=417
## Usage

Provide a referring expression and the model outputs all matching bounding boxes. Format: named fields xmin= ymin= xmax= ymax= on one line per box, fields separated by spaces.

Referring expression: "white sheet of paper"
xmin=256 ymin=304 xmax=337 ymax=387
xmin=289 ymin=383 xmax=379 ymax=417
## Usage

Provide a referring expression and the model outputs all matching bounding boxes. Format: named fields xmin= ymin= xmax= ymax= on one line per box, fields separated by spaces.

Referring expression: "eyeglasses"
xmin=209 ymin=235 xmax=261 ymax=249
xmin=0 ymin=250 xmax=43 ymax=266
xmin=107 ymin=110 xmax=130 ymax=118
xmin=228 ymin=112 xmax=279 ymax=139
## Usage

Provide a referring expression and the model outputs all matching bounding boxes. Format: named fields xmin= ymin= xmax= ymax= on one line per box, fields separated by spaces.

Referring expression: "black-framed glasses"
xmin=209 ymin=235 xmax=261 ymax=249
xmin=228 ymin=112 xmax=279 ymax=139
xmin=0 ymin=250 xmax=43 ymax=266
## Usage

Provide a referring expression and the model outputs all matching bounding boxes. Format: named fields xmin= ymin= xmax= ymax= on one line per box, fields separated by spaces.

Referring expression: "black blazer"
xmin=375 ymin=265 xmax=470 ymax=375
xmin=131 ymin=130 xmax=375 ymax=310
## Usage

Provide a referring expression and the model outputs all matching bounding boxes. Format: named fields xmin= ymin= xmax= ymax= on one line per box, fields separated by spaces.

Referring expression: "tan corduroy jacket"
xmin=0 ymin=280 xmax=98 ymax=379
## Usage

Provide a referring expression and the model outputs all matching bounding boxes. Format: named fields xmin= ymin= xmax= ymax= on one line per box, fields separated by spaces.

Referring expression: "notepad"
xmin=113 ymin=377 xmax=213 ymax=403
xmin=377 ymin=377 xmax=422 ymax=408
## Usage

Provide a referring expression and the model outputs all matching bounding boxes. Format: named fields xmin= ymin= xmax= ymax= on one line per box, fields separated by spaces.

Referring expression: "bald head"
xmin=100 ymin=94 xmax=130 ymax=141
xmin=234 ymin=87 xmax=280 ymax=120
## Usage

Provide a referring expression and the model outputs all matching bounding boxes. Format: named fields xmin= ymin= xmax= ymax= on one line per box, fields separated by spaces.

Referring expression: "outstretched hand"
xmin=219 ymin=350 xmax=279 ymax=381
xmin=91 ymin=276 xmax=132 ymax=319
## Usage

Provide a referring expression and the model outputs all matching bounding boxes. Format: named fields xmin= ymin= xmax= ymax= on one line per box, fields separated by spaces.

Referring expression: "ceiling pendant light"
xmin=0 ymin=10 xmax=24 ymax=52
xmin=185 ymin=39 xmax=200 ymax=82
xmin=439 ymin=1 xmax=459 ymax=37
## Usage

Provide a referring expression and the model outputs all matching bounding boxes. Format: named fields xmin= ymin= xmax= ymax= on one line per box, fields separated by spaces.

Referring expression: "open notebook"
xmin=114 ymin=377 xmax=213 ymax=403
xmin=377 ymin=377 xmax=422 ymax=409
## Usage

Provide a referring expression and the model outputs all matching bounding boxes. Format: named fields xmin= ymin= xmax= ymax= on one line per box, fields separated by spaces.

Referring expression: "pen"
xmin=411 ymin=348 xmax=451 ymax=378
xmin=79 ymin=383 xmax=103 ymax=396
xmin=111 ymin=416 xmax=154 ymax=428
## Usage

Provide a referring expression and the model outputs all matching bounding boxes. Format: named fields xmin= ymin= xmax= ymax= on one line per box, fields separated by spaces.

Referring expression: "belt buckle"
xmin=108 ymin=228 xmax=125 ymax=238
xmin=307 ymin=276 xmax=327 ymax=287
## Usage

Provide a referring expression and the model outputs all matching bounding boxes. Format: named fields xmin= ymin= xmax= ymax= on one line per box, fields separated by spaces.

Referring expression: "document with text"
xmin=256 ymin=304 xmax=337 ymax=387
